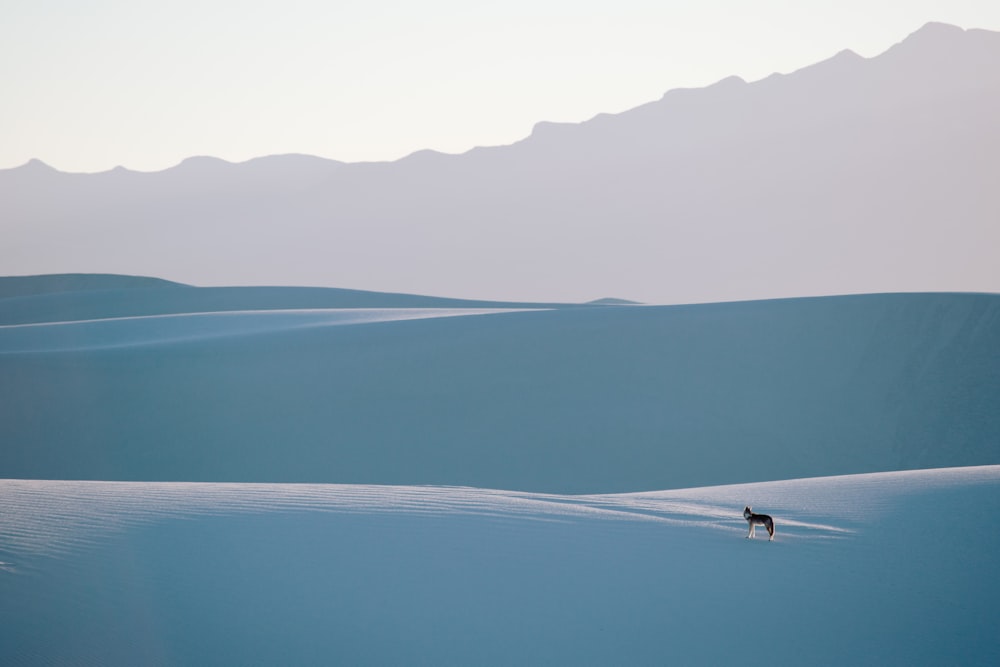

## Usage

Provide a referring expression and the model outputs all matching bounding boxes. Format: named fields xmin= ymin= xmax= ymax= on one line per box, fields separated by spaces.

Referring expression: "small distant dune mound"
xmin=0 ymin=273 xmax=188 ymax=299
xmin=585 ymin=297 xmax=642 ymax=306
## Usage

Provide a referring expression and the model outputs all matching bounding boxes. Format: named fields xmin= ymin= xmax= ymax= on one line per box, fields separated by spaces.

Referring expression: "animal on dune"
xmin=744 ymin=506 xmax=775 ymax=541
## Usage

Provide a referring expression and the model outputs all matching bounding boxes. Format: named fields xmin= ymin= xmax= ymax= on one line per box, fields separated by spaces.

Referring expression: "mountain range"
xmin=3 ymin=22 xmax=998 ymax=303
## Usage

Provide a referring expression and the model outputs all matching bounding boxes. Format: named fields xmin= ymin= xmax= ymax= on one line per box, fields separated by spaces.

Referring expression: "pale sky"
xmin=3 ymin=0 xmax=999 ymax=173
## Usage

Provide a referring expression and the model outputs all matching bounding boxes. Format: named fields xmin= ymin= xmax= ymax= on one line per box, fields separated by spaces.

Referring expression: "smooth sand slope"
xmin=1 ymin=466 xmax=998 ymax=665
xmin=2 ymin=283 xmax=998 ymax=491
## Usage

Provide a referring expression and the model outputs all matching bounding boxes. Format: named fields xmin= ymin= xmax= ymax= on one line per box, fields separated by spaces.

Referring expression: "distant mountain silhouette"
xmin=3 ymin=23 xmax=998 ymax=304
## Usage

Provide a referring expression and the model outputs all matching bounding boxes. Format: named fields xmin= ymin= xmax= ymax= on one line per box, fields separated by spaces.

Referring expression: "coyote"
xmin=744 ymin=506 xmax=775 ymax=541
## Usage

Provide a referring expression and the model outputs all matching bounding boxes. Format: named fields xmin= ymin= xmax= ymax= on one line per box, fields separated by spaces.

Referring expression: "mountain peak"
xmin=176 ymin=155 xmax=233 ymax=168
xmin=832 ymin=48 xmax=863 ymax=61
xmin=162 ymin=156 xmax=236 ymax=176
xmin=243 ymin=154 xmax=343 ymax=168
xmin=710 ymin=74 xmax=747 ymax=88
xmin=401 ymin=148 xmax=450 ymax=163
xmin=898 ymin=21 xmax=966 ymax=48
xmin=18 ymin=158 xmax=57 ymax=173
xmin=531 ymin=119 xmax=571 ymax=132
xmin=913 ymin=21 xmax=965 ymax=36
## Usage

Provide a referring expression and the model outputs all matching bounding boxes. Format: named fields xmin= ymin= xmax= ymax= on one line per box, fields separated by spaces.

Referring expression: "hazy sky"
xmin=3 ymin=0 xmax=999 ymax=173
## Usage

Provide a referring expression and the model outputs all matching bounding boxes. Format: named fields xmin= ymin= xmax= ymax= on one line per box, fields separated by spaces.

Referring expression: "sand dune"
xmin=2 ymin=287 xmax=998 ymax=491
xmin=2 ymin=466 xmax=997 ymax=665
xmin=2 ymin=277 xmax=998 ymax=663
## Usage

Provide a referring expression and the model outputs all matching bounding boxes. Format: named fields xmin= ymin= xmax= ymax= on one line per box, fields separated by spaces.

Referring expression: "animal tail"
xmin=766 ymin=517 xmax=775 ymax=537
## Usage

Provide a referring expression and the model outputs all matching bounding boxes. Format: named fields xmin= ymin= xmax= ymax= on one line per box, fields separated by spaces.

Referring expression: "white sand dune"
xmin=2 ymin=288 xmax=998 ymax=491
xmin=2 ymin=466 xmax=998 ymax=665
xmin=2 ymin=279 xmax=998 ymax=663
